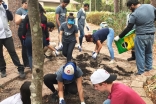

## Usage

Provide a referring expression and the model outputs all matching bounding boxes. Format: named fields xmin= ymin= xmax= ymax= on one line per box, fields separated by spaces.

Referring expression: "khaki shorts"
xmin=45 ymin=42 xmax=56 ymax=57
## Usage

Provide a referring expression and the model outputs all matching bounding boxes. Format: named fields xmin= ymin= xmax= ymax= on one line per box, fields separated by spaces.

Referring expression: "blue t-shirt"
xmin=55 ymin=5 xmax=67 ymax=26
xmin=129 ymin=4 xmax=156 ymax=35
xmin=60 ymin=22 xmax=78 ymax=43
xmin=16 ymin=7 xmax=28 ymax=28
xmin=56 ymin=65 xmax=83 ymax=84
xmin=92 ymin=28 xmax=109 ymax=43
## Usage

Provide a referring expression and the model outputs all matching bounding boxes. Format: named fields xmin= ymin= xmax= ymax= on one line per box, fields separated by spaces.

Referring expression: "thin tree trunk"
xmin=28 ymin=0 xmax=44 ymax=104
xmin=119 ymin=0 xmax=122 ymax=11
xmin=114 ymin=0 xmax=119 ymax=13
xmin=8 ymin=0 xmax=21 ymax=47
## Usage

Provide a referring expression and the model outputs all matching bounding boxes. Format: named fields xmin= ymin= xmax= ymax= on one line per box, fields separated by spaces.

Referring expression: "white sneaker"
xmin=109 ymin=59 xmax=115 ymax=64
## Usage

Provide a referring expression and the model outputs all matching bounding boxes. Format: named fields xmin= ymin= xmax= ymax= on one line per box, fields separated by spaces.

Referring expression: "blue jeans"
xmin=103 ymin=99 xmax=111 ymax=104
xmin=135 ymin=34 xmax=154 ymax=74
xmin=25 ymin=36 xmax=32 ymax=69
xmin=106 ymin=28 xmax=114 ymax=60
xmin=79 ymin=24 xmax=84 ymax=46
xmin=25 ymin=36 xmax=47 ymax=69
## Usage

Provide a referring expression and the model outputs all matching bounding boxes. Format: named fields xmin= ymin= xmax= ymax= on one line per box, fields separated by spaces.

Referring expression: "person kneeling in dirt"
xmin=22 ymin=3 xmax=59 ymax=69
xmin=0 ymin=81 xmax=31 ymax=104
xmin=90 ymin=69 xmax=146 ymax=104
xmin=85 ymin=23 xmax=115 ymax=63
xmin=44 ymin=22 xmax=60 ymax=60
xmin=44 ymin=61 xmax=86 ymax=104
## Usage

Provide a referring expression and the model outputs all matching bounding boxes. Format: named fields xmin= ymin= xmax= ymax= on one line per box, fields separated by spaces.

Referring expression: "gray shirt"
xmin=55 ymin=5 xmax=67 ymax=26
xmin=56 ymin=65 xmax=83 ymax=84
xmin=77 ymin=8 xmax=86 ymax=26
xmin=60 ymin=22 xmax=78 ymax=42
xmin=129 ymin=4 xmax=156 ymax=35
xmin=16 ymin=7 xmax=28 ymax=28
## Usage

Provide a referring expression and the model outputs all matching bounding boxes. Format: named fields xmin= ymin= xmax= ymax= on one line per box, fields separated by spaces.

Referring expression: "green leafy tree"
xmin=96 ymin=0 xmax=102 ymax=11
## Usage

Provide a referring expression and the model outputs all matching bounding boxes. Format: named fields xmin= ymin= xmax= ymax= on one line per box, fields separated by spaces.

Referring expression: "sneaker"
xmin=19 ymin=71 xmax=26 ymax=79
xmin=109 ymin=59 xmax=115 ymax=64
xmin=51 ymin=91 xmax=58 ymax=102
xmin=1 ymin=70 xmax=7 ymax=78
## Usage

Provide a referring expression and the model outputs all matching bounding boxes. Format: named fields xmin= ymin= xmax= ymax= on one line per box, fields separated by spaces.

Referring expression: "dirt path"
xmin=0 ymin=24 xmax=156 ymax=104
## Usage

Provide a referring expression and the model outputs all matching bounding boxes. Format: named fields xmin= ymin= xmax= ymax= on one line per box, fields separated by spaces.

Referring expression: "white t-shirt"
xmin=0 ymin=93 xmax=23 ymax=104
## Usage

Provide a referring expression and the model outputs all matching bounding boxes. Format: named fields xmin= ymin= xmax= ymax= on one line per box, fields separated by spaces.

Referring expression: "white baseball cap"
xmin=90 ymin=69 xmax=117 ymax=84
xmin=62 ymin=62 xmax=76 ymax=81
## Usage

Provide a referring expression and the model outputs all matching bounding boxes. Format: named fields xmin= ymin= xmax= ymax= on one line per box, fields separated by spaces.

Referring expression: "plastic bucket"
xmin=93 ymin=30 xmax=97 ymax=33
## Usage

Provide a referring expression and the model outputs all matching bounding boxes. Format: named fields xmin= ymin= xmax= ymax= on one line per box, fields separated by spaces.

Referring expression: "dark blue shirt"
xmin=92 ymin=28 xmax=109 ymax=43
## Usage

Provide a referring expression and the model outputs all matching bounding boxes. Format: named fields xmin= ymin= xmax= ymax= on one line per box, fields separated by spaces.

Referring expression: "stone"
xmin=0 ymin=77 xmax=11 ymax=87
xmin=141 ymin=97 xmax=153 ymax=104
xmin=135 ymin=75 xmax=147 ymax=82
xmin=131 ymin=81 xmax=143 ymax=87
xmin=7 ymin=73 xmax=19 ymax=80
xmin=132 ymin=87 xmax=146 ymax=97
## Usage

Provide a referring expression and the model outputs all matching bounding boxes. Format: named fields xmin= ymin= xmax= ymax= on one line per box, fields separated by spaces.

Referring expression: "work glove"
xmin=2 ymin=2 xmax=7 ymax=10
xmin=81 ymin=102 xmax=86 ymax=104
xmin=78 ymin=44 xmax=82 ymax=52
xmin=86 ymin=25 xmax=90 ymax=31
xmin=21 ymin=15 xmax=26 ymax=20
xmin=57 ymin=42 xmax=63 ymax=51
xmin=92 ymin=52 xmax=97 ymax=59
xmin=92 ymin=51 xmax=95 ymax=55
xmin=59 ymin=98 xmax=66 ymax=104
xmin=55 ymin=50 xmax=59 ymax=56
xmin=114 ymin=36 xmax=120 ymax=41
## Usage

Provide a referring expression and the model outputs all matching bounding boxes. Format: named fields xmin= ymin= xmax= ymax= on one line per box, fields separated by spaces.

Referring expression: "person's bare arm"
xmin=77 ymin=77 xmax=85 ymax=102
xmin=75 ymin=33 xmax=80 ymax=44
xmin=58 ymin=81 xmax=64 ymax=98
xmin=15 ymin=14 xmax=22 ymax=25
xmin=59 ymin=31 xmax=63 ymax=43
xmin=56 ymin=14 xmax=60 ymax=27
xmin=96 ymin=40 xmax=102 ymax=53
xmin=47 ymin=45 xmax=55 ymax=51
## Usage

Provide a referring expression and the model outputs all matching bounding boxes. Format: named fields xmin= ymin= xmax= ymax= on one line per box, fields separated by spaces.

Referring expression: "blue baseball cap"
xmin=62 ymin=62 xmax=77 ymax=80
xmin=67 ymin=19 xmax=75 ymax=25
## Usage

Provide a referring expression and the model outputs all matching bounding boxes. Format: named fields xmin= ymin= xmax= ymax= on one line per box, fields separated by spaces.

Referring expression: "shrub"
xmin=45 ymin=12 xmax=56 ymax=24
xmin=44 ymin=7 xmax=77 ymax=12
xmin=86 ymin=11 xmax=128 ymax=35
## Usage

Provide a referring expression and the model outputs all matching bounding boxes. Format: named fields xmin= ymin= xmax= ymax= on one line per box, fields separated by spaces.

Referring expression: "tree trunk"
xmin=28 ymin=0 xmax=44 ymax=104
xmin=114 ymin=0 xmax=119 ymax=13
xmin=119 ymin=0 xmax=122 ymax=11
xmin=8 ymin=0 xmax=21 ymax=47
xmin=151 ymin=0 xmax=156 ymax=7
